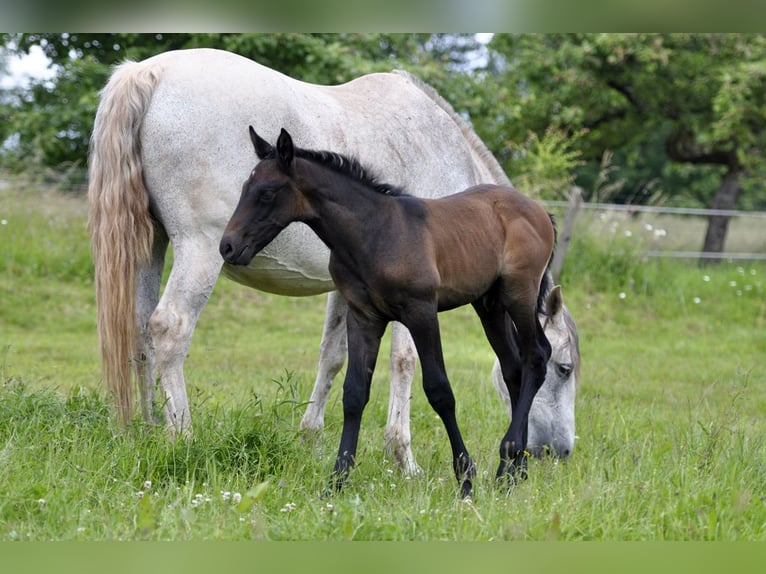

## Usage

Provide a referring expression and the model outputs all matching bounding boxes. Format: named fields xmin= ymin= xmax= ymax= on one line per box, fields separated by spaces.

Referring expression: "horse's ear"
xmin=545 ymin=285 xmax=564 ymax=317
xmin=276 ymin=128 xmax=295 ymax=170
xmin=249 ymin=126 xmax=273 ymax=159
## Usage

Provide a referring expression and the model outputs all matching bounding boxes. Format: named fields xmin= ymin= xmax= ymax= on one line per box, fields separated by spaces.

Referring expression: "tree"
xmin=484 ymin=33 xmax=766 ymax=257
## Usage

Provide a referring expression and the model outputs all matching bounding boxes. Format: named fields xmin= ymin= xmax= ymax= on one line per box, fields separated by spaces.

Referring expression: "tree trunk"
xmin=701 ymin=168 xmax=741 ymax=264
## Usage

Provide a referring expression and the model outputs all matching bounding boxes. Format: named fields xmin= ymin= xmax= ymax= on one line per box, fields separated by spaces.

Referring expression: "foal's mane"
xmin=295 ymin=147 xmax=406 ymax=197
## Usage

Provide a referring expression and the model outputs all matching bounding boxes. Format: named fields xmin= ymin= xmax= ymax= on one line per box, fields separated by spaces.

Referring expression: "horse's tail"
xmin=88 ymin=59 xmax=162 ymax=427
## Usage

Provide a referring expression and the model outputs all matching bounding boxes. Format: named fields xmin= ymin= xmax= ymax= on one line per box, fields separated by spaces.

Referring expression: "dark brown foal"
xmin=220 ymin=128 xmax=555 ymax=497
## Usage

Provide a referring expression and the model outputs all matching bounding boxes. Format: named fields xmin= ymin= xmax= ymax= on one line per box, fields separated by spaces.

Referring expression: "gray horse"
xmin=88 ymin=48 xmax=579 ymax=475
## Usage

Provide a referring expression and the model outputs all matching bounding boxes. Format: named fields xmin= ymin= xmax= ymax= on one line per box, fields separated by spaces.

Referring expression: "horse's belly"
xmin=220 ymin=225 xmax=334 ymax=296
xmin=221 ymin=256 xmax=334 ymax=296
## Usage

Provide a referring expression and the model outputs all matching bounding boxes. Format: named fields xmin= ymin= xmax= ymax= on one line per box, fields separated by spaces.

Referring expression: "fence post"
xmin=550 ymin=186 xmax=583 ymax=283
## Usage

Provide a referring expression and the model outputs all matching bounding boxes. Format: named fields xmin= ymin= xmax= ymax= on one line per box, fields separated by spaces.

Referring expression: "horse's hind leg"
xmin=385 ymin=321 xmax=421 ymax=476
xmin=134 ymin=222 xmax=169 ymax=425
xmin=149 ymin=239 xmax=222 ymax=436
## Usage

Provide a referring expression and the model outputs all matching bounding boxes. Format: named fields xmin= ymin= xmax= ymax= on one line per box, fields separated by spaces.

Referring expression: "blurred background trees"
xmin=1 ymin=33 xmax=764 ymax=254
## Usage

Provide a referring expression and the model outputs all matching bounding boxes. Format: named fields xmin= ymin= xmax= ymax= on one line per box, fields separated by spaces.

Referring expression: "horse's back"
xmin=139 ymin=48 xmax=483 ymax=203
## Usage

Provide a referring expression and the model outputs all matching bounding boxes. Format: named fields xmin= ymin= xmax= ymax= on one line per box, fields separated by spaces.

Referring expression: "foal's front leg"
xmin=331 ymin=311 xmax=386 ymax=491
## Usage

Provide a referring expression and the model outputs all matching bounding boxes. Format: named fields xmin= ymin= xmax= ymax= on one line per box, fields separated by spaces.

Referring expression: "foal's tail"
xmin=536 ymin=213 xmax=557 ymax=316
xmin=88 ymin=59 xmax=162 ymax=427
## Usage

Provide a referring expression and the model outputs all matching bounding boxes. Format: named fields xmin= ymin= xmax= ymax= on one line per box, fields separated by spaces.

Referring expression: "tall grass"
xmin=1 ymin=183 xmax=765 ymax=540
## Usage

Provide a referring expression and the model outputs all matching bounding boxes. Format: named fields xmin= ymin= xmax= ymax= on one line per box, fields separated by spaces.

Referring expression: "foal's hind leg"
xmin=149 ymin=238 xmax=222 ymax=436
xmin=404 ymin=304 xmax=475 ymax=498
xmin=498 ymin=300 xmax=551 ymax=480
xmin=473 ymin=293 xmax=550 ymax=481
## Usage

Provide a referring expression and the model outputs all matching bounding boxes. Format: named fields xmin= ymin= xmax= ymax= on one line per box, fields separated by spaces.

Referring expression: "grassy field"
xmin=1 ymin=182 xmax=765 ymax=541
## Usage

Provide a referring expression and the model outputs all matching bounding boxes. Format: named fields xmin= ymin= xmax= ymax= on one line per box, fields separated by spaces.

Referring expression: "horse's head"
xmin=220 ymin=127 xmax=303 ymax=266
xmin=492 ymin=285 xmax=579 ymax=458
xmin=528 ymin=285 xmax=580 ymax=458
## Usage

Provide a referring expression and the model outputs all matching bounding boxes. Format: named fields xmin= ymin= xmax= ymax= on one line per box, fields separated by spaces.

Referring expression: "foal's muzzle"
xmin=219 ymin=236 xmax=251 ymax=266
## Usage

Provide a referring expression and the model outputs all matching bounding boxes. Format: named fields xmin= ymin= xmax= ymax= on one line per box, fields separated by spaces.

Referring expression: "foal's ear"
xmin=276 ymin=128 xmax=295 ymax=170
xmin=249 ymin=126 xmax=274 ymax=159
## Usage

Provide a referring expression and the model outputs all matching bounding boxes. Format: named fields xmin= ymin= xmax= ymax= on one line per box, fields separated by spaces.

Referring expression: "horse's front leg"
xmin=331 ymin=311 xmax=386 ymax=491
xmin=405 ymin=306 xmax=475 ymax=498
xmin=301 ymin=291 xmax=348 ymax=435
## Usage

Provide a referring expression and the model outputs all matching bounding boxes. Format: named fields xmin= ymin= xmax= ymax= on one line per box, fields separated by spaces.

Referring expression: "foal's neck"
xmin=301 ymin=168 xmax=398 ymax=261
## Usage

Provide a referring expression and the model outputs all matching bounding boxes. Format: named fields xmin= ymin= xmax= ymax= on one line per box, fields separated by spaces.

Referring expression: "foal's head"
xmin=220 ymin=127 xmax=403 ymax=267
xmin=220 ymin=127 xmax=304 ymax=266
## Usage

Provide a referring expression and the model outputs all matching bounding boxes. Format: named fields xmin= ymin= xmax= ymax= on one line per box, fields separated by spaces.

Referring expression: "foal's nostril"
xmin=219 ymin=238 xmax=234 ymax=260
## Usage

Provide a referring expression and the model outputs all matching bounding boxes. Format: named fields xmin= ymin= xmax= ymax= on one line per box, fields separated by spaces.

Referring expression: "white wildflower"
xmin=280 ymin=502 xmax=297 ymax=513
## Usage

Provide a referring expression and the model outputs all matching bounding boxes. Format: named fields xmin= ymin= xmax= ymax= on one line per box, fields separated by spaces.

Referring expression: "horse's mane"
xmin=392 ymin=69 xmax=511 ymax=187
xmin=295 ymin=147 xmax=406 ymax=197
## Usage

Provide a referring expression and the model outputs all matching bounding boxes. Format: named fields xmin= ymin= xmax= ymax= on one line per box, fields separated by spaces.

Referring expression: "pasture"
xmin=1 ymin=182 xmax=765 ymax=540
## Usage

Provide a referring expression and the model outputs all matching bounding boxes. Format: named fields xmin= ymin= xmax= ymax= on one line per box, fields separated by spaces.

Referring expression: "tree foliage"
xmin=484 ymin=34 xmax=766 ymax=207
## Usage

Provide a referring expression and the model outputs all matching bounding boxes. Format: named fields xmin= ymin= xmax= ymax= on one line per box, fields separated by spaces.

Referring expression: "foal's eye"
xmin=258 ymin=189 xmax=276 ymax=203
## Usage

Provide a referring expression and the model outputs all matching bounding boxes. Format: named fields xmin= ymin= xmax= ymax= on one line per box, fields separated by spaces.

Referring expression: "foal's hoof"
xmin=459 ymin=480 xmax=474 ymax=499
xmin=496 ymin=456 xmax=529 ymax=490
xmin=321 ymin=480 xmax=342 ymax=499
xmin=322 ymin=469 xmax=350 ymax=498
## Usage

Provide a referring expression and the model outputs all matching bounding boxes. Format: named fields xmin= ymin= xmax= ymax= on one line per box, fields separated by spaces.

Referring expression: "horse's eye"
xmin=555 ymin=362 xmax=573 ymax=378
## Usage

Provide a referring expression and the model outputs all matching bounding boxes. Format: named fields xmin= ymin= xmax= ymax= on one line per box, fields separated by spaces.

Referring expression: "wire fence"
xmin=542 ymin=192 xmax=766 ymax=267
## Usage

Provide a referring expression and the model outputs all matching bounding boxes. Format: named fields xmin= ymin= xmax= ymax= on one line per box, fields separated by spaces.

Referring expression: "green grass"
xmin=1 ymin=183 xmax=765 ymax=540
